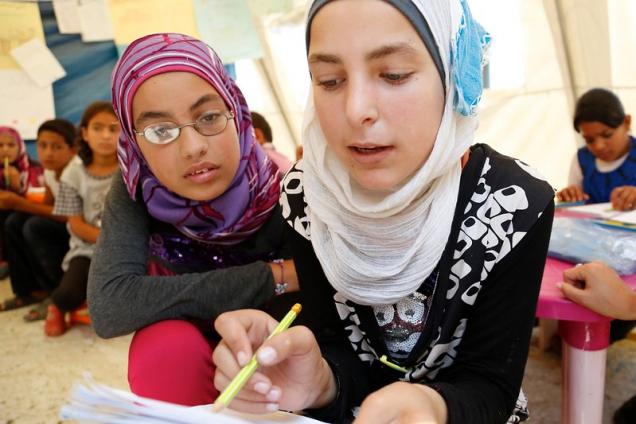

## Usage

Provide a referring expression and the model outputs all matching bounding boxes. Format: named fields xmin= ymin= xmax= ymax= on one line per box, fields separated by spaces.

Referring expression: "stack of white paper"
xmin=60 ymin=380 xmax=322 ymax=423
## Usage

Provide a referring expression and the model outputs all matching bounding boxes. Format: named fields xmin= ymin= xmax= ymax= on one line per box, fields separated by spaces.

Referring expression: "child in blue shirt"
xmin=557 ymin=88 xmax=636 ymax=209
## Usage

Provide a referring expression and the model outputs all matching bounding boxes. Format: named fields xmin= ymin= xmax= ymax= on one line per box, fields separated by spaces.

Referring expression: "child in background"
xmin=250 ymin=111 xmax=293 ymax=174
xmin=0 ymin=119 xmax=77 ymax=319
xmin=557 ymin=88 xmax=636 ymax=209
xmin=0 ymin=126 xmax=43 ymax=283
xmin=0 ymin=126 xmax=44 ymax=194
xmin=213 ymin=1 xmax=554 ymax=423
xmin=88 ymin=33 xmax=298 ymax=406
xmin=45 ymin=102 xmax=119 ymax=336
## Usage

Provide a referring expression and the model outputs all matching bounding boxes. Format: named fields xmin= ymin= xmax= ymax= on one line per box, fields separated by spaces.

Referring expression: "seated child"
xmin=0 ymin=126 xmax=43 ymax=288
xmin=251 ymin=111 xmax=293 ymax=174
xmin=45 ymin=102 xmax=120 ymax=336
xmin=0 ymin=119 xmax=77 ymax=319
xmin=557 ymin=88 xmax=636 ymax=209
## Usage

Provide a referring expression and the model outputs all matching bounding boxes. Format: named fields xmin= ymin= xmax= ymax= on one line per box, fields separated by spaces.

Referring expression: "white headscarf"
xmin=302 ymin=0 xmax=490 ymax=305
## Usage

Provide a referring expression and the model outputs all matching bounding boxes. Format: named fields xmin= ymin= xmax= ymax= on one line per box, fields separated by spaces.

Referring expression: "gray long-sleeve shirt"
xmin=87 ymin=173 xmax=285 ymax=338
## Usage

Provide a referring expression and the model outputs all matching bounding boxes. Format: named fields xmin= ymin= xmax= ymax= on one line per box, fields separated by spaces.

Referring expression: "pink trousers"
xmin=127 ymin=320 xmax=219 ymax=406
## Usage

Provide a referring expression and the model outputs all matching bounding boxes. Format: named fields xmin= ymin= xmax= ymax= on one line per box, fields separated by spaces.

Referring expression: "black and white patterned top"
xmin=280 ymin=144 xmax=554 ymax=424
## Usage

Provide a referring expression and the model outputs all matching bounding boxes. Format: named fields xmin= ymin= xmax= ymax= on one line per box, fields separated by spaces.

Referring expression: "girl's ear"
xmin=624 ymin=114 xmax=632 ymax=132
xmin=80 ymin=126 xmax=88 ymax=142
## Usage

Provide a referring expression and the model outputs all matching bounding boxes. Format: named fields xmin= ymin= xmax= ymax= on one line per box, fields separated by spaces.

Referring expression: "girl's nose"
xmin=178 ymin=127 xmax=208 ymax=160
xmin=345 ymin=77 xmax=379 ymax=128
xmin=591 ymin=138 xmax=607 ymax=151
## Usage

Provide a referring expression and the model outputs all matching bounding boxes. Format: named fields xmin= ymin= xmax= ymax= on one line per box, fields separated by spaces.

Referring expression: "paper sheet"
xmin=10 ymin=38 xmax=66 ymax=87
xmin=107 ymin=0 xmax=200 ymax=46
xmin=53 ymin=0 xmax=82 ymax=34
xmin=606 ymin=209 xmax=636 ymax=225
xmin=0 ymin=1 xmax=45 ymax=69
xmin=78 ymin=0 xmax=115 ymax=42
xmin=567 ymin=202 xmax=616 ymax=217
xmin=194 ymin=0 xmax=262 ymax=63
xmin=0 ymin=69 xmax=55 ymax=139
xmin=60 ymin=380 xmax=323 ymax=423
xmin=566 ymin=202 xmax=636 ymax=225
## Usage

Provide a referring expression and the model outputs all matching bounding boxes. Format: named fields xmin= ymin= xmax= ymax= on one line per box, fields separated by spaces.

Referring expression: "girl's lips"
xmin=183 ymin=164 xmax=220 ymax=184
xmin=348 ymin=145 xmax=394 ymax=165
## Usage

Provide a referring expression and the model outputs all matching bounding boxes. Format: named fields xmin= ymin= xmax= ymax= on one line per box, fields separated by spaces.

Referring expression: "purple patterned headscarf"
xmin=111 ymin=33 xmax=279 ymax=245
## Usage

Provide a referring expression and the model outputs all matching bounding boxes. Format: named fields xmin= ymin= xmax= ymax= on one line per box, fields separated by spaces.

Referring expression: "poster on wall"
xmin=52 ymin=0 xmax=82 ymax=34
xmin=0 ymin=1 xmax=54 ymax=138
xmin=0 ymin=1 xmax=45 ymax=70
xmin=108 ymin=0 xmax=200 ymax=45
xmin=194 ymin=0 xmax=262 ymax=64
xmin=11 ymin=38 xmax=67 ymax=87
xmin=0 ymin=70 xmax=55 ymax=139
xmin=78 ymin=0 xmax=115 ymax=42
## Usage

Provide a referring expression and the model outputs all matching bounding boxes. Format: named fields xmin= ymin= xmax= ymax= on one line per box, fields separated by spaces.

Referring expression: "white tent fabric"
xmin=6 ymin=0 xmax=633 ymax=187
xmin=245 ymin=0 xmax=636 ymax=189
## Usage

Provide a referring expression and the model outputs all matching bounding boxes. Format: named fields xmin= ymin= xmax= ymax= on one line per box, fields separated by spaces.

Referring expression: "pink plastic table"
xmin=537 ymin=257 xmax=636 ymax=424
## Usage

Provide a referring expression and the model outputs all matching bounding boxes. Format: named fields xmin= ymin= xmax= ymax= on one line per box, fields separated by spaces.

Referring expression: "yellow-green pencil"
xmin=213 ymin=303 xmax=302 ymax=412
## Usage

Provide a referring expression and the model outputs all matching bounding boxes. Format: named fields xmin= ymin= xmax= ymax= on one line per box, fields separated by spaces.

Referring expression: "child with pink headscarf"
xmin=0 ymin=126 xmax=43 ymax=285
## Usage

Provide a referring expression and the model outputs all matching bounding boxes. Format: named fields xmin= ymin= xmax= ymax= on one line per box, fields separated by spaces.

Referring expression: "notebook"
xmin=60 ymin=380 xmax=324 ymax=423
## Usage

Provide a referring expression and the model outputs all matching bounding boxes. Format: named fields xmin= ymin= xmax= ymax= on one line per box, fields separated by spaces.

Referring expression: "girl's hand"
xmin=610 ymin=186 xmax=636 ymax=210
xmin=0 ymin=190 xmax=21 ymax=209
xmin=556 ymin=185 xmax=588 ymax=202
xmin=353 ymin=382 xmax=447 ymax=424
xmin=213 ymin=309 xmax=336 ymax=414
xmin=559 ymin=262 xmax=636 ymax=320
xmin=5 ymin=166 xmax=21 ymax=192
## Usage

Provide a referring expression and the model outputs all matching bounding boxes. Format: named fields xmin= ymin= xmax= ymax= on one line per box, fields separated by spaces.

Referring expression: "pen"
xmin=3 ymin=156 xmax=9 ymax=189
xmin=379 ymin=355 xmax=409 ymax=373
xmin=213 ymin=303 xmax=302 ymax=412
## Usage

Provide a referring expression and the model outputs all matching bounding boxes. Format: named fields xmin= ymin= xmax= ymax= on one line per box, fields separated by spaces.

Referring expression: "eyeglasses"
xmin=134 ymin=111 xmax=235 ymax=145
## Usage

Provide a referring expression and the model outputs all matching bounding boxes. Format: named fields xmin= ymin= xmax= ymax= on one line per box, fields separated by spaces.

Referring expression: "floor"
xmin=0 ymin=277 xmax=634 ymax=424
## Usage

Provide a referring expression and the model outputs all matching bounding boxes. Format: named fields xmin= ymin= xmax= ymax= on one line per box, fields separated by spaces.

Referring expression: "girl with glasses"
xmin=88 ymin=34 xmax=299 ymax=406
xmin=213 ymin=1 xmax=554 ymax=423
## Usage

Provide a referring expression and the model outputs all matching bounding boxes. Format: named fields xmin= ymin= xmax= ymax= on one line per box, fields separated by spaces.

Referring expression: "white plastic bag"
xmin=548 ymin=217 xmax=636 ymax=275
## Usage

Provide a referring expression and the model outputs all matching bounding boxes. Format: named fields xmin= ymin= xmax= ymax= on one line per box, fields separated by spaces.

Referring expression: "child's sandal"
xmin=69 ymin=302 xmax=91 ymax=326
xmin=23 ymin=298 xmax=51 ymax=322
xmin=44 ymin=304 xmax=67 ymax=337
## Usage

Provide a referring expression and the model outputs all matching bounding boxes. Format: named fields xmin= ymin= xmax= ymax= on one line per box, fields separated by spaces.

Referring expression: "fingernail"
xmin=266 ymin=403 xmax=279 ymax=412
xmin=556 ymin=283 xmax=562 ymax=289
xmin=254 ymin=382 xmax=269 ymax=394
xmin=266 ymin=387 xmax=281 ymax=402
xmin=237 ymin=351 xmax=248 ymax=366
xmin=257 ymin=347 xmax=276 ymax=364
